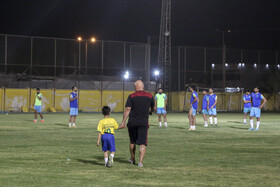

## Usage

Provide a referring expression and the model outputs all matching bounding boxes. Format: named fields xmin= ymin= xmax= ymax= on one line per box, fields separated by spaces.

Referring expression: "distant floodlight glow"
xmin=277 ymin=64 xmax=280 ymax=69
xmin=253 ymin=63 xmax=257 ymax=68
xmin=77 ymin=37 xmax=82 ymax=41
xmin=242 ymin=63 xmax=245 ymax=67
xmin=124 ymin=74 xmax=129 ymax=79
xmin=90 ymin=37 xmax=96 ymax=42
xmin=265 ymin=64 xmax=269 ymax=69
xmin=211 ymin=63 xmax=215 ymax=69
xmin=225 ymin=63 xmax=229 ymax=67
xmin=154 ymin=70 xmax=160 ymax=76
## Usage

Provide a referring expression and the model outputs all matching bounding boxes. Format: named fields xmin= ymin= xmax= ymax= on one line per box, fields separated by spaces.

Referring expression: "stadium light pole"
xmin=85 ymin=37 xmax=97 ymax=75
xmin=154 ymin=70 xmax=160 ymax=90
xmin=123 ymin=71 xmax=130 ymax=111
xmin=77 ymin=37 xmax=82 ymax=83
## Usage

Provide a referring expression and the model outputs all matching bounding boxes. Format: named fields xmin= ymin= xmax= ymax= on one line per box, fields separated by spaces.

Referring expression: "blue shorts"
xmin=157 ymin=107 xmax=166 ymax=114
xmin=70 ymin=108 xmax=78 ymax=116
xmin=191 ymin=107 xmax=197 ymax=116
xmin=208 ymin=108 xmax=217 ymax=115
xmin=34 ymin=105 xmax=42 ymax=113
xmin=202 ymin=109 xmax=208 ymax=115
xmin=101 ymin=133 xmax=116 ymax=152
xmin=243 ymin=107 xmax=251 ymax=113
xmin=250 ymin=107 xmax=261 ymax=118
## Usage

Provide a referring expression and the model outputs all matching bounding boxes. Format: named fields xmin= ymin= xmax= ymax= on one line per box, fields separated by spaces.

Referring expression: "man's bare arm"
xmin=120 ymin=107 xmax=131 ymax=128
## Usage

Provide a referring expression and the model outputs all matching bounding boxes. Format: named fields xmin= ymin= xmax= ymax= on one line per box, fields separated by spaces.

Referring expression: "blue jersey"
xmin=243 ymin=94 xmax=251 ymax=108
xmin=70 ymin=92 xmax=78 ymax=108
xmin=251 ymin=92 xmax=264 ymax=107
xmin=202 ymin=95 xmax=209 ymax=110
xmin=190 ymin=91 xmax=198 ymax=109
xmin=208 ymin=94 xmax=217 ymax=108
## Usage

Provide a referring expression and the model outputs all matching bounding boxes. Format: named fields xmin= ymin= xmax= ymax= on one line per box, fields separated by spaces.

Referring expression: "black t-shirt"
xmin=125 ymin=91 xmax=154 ymax=125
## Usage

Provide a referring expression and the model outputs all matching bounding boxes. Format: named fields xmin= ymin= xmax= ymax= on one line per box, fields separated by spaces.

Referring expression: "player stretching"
xmin=249 ymin=87 xmax=267 ymax=131
xmin=243 ymin=89 xmax=251 ymax=124
xmin=69 ymin=86 xmax=78 ymax=128
xmin=188 ymin=86 xmax=198 ymax=130
xmin=201 ymin=90 xmax=209 ymax=127
xmin=33 ymin=88 xmax=44 ymax=122
xmin=155 ymin=88 xmax=168 ymax=127
xmin=208 ymin=88 xmax=218 ymax=126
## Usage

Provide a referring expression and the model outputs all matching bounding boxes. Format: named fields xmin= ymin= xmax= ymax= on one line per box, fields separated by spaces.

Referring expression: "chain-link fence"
xmin=0 ymin=34 xmax=279 ymax=92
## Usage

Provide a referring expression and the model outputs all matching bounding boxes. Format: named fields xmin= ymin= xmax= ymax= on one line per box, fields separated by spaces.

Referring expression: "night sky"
xmin=1 ymin=0 xmax=280 ymax=49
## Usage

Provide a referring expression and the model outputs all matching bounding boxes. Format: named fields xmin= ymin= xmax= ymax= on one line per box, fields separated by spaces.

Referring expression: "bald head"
xmin=134 ymin=80 xmax=144 ymax=91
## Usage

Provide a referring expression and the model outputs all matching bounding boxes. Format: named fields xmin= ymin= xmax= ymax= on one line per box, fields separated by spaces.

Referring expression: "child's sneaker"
xmin=107 ymin=155 xmax=114 ymax=167
xmin=40 ymin=119 xmax=45 ymax=122
xmin=138 ymin=163 xmax=143 ymax=167
xmin=33 ymin=119 xmax=37 ymax=123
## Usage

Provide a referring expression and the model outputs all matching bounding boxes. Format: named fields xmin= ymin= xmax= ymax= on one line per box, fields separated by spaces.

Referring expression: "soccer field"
xmin=0 ymin=112 xmax=279 ymax=187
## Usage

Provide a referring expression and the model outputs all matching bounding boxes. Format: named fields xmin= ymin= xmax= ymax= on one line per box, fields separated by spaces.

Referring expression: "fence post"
xmin=4 ymin=35 xmax=7 ymax=74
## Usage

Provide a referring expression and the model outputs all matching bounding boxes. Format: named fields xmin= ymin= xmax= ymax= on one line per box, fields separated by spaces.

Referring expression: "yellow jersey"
xmin=97 ymin=118 xmax=119 ymax=135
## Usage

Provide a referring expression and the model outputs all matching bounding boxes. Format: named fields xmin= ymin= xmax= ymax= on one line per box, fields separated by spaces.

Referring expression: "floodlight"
xmin=124 ymin=74 xmax=129 ymax=80
xmin=124 ymin=71 xmax=130 ymax=80
xmin=211 ymin=63 xmax=215 ymax=69
xmin=265 ymin=64 xmax=269 ymax=69
xmin=242 ymin=63 xmax=245 ymax=67
xmin=253 ymin=63 xmax=257 ymax=68
xmin=77 ymin=37 xmax=82 ymax=41
xmin=90 ymin=37 xmax=96 ymax=42
xmin=225 ymin=63 xmax=229 ymax=67
xmin=154 ymin=70 xmax=160 ymax=76
xmin=277 ymin=64 xmax=280 ymax=69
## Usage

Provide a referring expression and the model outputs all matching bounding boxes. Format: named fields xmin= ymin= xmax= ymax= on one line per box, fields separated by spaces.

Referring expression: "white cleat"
xmin=204 ymin=125 xmax=208 ymax=127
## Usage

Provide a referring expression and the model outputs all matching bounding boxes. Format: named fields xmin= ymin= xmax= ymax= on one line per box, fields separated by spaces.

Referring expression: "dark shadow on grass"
xmin=227 ymin=121 xmax=242 ymax=124
xmin=92 ymin=155 xmax=129 ymax=164
xmin=229 ymin=126 xmax=248 ymax=130
xmin=171 ymin=126 xmax=185 ymax=130
xmin=54 ymin=123 xmax=69 ymax=127
xmin=76 ymin=159 xmax=104 ymax=166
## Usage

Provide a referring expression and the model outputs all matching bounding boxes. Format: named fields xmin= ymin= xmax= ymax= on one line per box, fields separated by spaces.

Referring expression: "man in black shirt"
xmin=120 ymin=80 xmax=154 ymax=167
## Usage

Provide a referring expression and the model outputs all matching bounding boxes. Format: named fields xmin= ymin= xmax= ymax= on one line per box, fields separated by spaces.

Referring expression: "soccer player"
xmin=248 ymin=87 xmax=267 ymax=131
xmin=97 ymin=106 xmax=120 ymax=167
xmin=201 ymin=90 xmax=209 ymax=127
xmin=69 ymin=86 xmax=78 ymax=128
xmin=208 ymin=88 xmax=218 ymax=125
xmin=243 ymin=89 xmax=251 ymax=124
xmin=188 ymin=85 xmax=198 ymax=130
xmin=155 ymin=88 xmax=167 ymax=127
xmin=33 ymin=88 xmax=44 ymax=122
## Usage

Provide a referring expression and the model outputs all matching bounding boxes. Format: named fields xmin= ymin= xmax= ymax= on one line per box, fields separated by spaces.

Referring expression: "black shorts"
xmin=128 ymin=125 xmax=149 ymax=146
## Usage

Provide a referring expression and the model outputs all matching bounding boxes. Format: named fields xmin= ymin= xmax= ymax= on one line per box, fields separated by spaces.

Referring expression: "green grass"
xmin=0 ymin=112 xmax=279 ymax=187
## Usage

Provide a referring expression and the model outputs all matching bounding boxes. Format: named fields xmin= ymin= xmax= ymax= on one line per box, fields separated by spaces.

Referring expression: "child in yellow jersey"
xmin=97 ymin=106 xmax=122 ymax=167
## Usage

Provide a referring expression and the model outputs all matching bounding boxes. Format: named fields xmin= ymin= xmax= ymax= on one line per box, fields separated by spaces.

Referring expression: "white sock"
xmin=110 ymin=154 xmax=114 ymax=158
xmin=73 ymin=123 xmax=76 ymax=126
xmin=159 ymin=122 xmax=162 ymax=127
xmin=243 ymin=119 xmax=246 ymax=124
xmin=250 ymin=119 xmax=254 ymax=128
xmin=256 ymin=121 xmax=260 ymax=129
xmin=209 ymin=117 xmax=213 ymax=124
xmin=192 ymin=125 xmax=196 ymax=130
xmin=69 ymin=123 xmax=71 ymax=126
xmin=104 ymin=158 xmax=108 ymax=165
xmin=164 ymin=122 xmax=167 ymax=127
xmin=214 ymin=117 xmax=217 ymax=125
xmin=204 ymin=121 xmax=208 ymax=126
